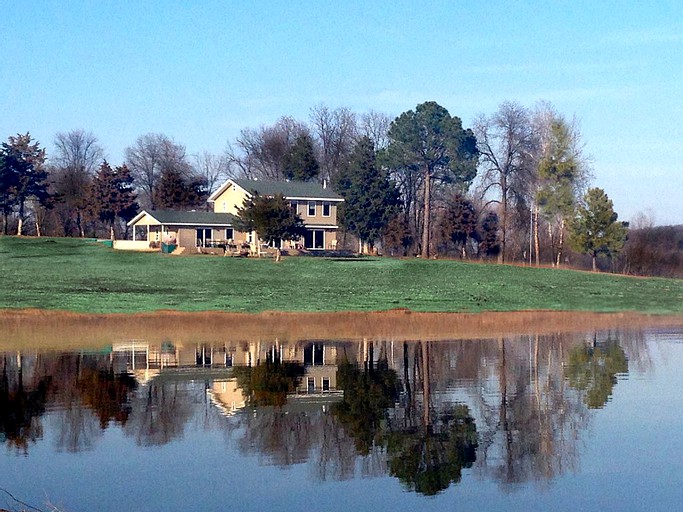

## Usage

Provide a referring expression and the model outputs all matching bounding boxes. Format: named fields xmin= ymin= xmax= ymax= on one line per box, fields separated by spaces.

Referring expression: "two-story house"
xmin=126 ymin=178 xmax=343 ymax=252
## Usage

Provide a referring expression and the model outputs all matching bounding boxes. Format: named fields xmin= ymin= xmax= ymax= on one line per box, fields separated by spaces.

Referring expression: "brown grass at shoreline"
xmin=1 ymin=309 xmax=682 ymax=352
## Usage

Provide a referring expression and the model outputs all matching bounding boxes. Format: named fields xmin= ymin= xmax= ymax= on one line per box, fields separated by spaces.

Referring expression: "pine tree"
xmin=335 ymin=136 xmax=401 ymax=253
xmin=439 ymin=194 xmax=479 ymax=258
xmin=570 ymin=188 xmax=627 ymax=271
xmin=0 ymin=133 xmax=50 ymax=235
xmin=283 ymin=134 xmax=319 ymax=182
xmin=91 ymin=162 xmax=138 ymax=240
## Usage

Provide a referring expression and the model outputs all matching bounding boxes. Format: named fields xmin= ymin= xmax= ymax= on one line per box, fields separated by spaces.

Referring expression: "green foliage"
xmin=478 ymin=211 xmax=501 ymax=258
xmin=385 ymin=102 xmax=479 ymax=184
xmin=439 ymin=193 xmax=479 ymax=257
xmin=0 ymin=133 xmax=50 ymax=234
xmin=1 ymin=237 xmax=682 ymax=314
xmin=566 ymin=338 xmax=628 ymax=408
xmin=90 ymin=161 xmax=138 ymax=238
xmin=335 ymin=136 xmax=401 ymax=249
xmin=570 ymin=188 xmax=628 ymax=270
xmin=384 ymin=101 xmax=479 ymax=257
xmin=235 ymin=193 xmax=306 ymax=245
xmin=332 ymin=360 xmax=400 ymax=454
xmin=234 ymin=360 xmax=305 ymax=407
xmin=283 ymin=134 xmax=319 ymax=182
xmin=387 ymin=405 xmax=478 ymax=495
xmin=536 ymin=119 xmax=581 ymax=219
xmin=153 ymin=165 xmax=207 ymax=209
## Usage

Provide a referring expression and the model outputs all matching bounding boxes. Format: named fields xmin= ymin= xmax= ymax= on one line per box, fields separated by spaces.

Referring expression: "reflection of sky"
xmin=2 ymin=330 xmax=683 ymax=512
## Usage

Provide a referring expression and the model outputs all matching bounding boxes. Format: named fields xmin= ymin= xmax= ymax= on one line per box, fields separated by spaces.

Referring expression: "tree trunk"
xmin=499 ymin=177 xmax=507 ymax=264
xmin=592 ymin=254 xmax=597 ymax=272
xmin=421 ymin=169 xmax=431 ymax=258
xmin=421 ymin=341 xmax=430 ymax=427
xmin=16 ymin=201 xmax=24 ymax=236
xmin=35 ymin=220 xmax=41 ymax=237
xmin=110 ymin=223 xmax=116 ymax=241
xmin=555 ymin=218 xmax=565 ymax=266
xmin=533 ymin=204 xmax=540 ymax=266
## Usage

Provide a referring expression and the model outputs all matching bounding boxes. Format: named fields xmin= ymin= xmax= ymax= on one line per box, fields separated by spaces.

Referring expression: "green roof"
xmin=232 ymin=179 xmax=343 ymax=200
xmin=146 ymin=210 xmax=238 ymax=226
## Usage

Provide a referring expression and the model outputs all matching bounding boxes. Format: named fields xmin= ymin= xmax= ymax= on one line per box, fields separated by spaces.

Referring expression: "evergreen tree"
xmin=234 ymin=193 xmax=306 ymax=247
xmin=335 ymin=136 xmax=401 ymax=253
xmin=570 ymin=187 xmax=627 ymax=271
xmin=283 ymin=133 xmax=319 ymax=182
xmin=0 ymin=133 xmax=50 ymax=235
xmin=536 ymin=117 xmax=586 ymax=266
xmin=439 ymin=194 xmax=479 ymax=258
xmin=91 ymin=161 xmax=138 ymax=240
xmin=478 ymin=212 xmax=501 ymax=259
xmin=384 ymin=102 xmax=478 ymax=258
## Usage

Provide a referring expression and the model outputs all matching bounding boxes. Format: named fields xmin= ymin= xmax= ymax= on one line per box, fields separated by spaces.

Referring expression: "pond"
xmin=1 ymin=320 xmax=683 ymax=511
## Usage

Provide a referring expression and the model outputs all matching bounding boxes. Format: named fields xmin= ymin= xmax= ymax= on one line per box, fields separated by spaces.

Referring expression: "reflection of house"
xmin=125 ymin=178 xmax=343 ymax=252
xmin=208 ymin=379 xmax=247 ymax=416
xmin=112 ymin=339 xmax=341 ymax=395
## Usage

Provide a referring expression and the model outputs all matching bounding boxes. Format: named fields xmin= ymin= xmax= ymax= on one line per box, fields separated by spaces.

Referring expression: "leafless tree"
xmin=227 ymin=117 xmax=309 ymax=180
xmin=50 ymin=130 xmax=105 ymax=237
xmin=359 ymin=110 xmax=392 ymax=150
xmin=124 ymin=133 xmax=192 ymax=209
xmin=193 ymin=150 xmax=233 ymax=194
xmin=310 ymin=104 xmax=359 ymax=184
xmin=474 ymin=102 xmax=538 ymax=263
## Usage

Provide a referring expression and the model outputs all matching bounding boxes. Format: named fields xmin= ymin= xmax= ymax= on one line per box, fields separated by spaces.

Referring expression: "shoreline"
xmin=2 ymin=309 xmax=682 ymax=351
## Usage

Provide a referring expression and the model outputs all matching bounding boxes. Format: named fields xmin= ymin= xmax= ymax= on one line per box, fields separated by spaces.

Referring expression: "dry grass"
xmin=2 ymin=309 xmax=682 ymax=352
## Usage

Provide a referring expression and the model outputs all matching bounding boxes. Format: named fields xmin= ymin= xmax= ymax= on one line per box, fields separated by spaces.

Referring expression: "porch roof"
xmin=128 ymin=210 xmax=238 ymax=227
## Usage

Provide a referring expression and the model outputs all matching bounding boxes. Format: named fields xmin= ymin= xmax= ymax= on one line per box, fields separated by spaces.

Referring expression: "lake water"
xmin=2 ymin=326 xmax=683 ymax=511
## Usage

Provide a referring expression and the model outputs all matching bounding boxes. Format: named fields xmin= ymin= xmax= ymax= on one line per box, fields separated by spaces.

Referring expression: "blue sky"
xmin=2 ymin=1 xmax=682 ymax=225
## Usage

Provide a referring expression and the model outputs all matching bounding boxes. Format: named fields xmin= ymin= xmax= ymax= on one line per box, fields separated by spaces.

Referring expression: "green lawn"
xmin=1 ymin=236 xmax=682 ymax=314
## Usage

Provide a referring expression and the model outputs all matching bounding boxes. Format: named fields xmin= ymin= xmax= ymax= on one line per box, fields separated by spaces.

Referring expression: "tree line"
xmin=0 ymin=100 xmax=664 ymax=273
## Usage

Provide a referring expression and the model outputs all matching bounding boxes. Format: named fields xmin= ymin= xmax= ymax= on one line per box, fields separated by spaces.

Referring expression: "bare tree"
xmin=125 ymin=133 xmax=192 ymax=210
xmin=474 ymin=102 xmax=538 ymax=263
xmin=51 ymin=130 xmax=105 ymax=237
xmin=310 ymin=104 xmax=359 ymax=184
xmin=193 ymin=150 xmax=232 ymax=194
xmin=227 ymin=117 xmax=309 ymax=180
xmin=359 ymin=110 xmax=392 ymax=150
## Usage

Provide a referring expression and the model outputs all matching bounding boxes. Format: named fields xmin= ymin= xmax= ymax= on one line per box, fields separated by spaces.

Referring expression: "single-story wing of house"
xmin=125 ymin=178 xmax=344 ymax=252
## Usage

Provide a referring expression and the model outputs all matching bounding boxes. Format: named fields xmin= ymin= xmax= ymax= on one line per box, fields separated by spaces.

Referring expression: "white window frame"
xmin=322 ymin=201 xmax=331 ymax=217
xmin=308 ymin=201 xmax=316 ymax=217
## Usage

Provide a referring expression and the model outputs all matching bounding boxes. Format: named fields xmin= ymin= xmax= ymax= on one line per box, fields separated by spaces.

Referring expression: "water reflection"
xmin=0 ymin=329 xmax=654 ymax=496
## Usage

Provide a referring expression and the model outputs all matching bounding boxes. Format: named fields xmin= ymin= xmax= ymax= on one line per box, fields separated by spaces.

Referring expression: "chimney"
xmin=323 ymin=179 xmax=327 ymax=189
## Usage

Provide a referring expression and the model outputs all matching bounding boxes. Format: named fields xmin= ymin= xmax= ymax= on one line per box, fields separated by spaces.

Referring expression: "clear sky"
xmin=2 ymin=1 xmax=682 ymax=225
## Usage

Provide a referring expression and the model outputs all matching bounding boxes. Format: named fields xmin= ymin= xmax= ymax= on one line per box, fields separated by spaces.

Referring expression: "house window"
xmin=196 ymin=228 xmax=212 ymax=247
xmin=225 ymin=228 xmax=234 ymax=241
xmin=307 ymin=377 xmax=315 ymax=394
xmin=304 ymin=229 xmax=325 ymax=250
xmin=290 ymin=200 xmax=298 ymax=212
xmin=308 ymin=201 xmax=316 ymax=217
xmin=322 ymin=202 xmax=331 ymax=217
xmin=322 ymin=378 xmax=330 ymax=392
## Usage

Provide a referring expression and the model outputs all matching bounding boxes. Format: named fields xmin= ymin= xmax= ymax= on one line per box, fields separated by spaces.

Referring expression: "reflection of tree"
xmin=0 ymin=356 xmax=51 ymax=454
xmin=332 ymin=358 xmax=400 ymax=454
xmin=124 ymin=382 xmax=195 ymax=446
xmin=566 ymin=335 xmax=628 ymax=408
xmin=233 ymin=359 xmax=305 ymax=407
xmin=77 ymin=367 xmax=137 ymax=428
xmin=387 ymin=405 xmax=478 ymax=496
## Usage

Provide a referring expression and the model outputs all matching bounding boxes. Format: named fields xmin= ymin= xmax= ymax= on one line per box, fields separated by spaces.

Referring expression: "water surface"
xmin=2 ymin=326 xmax=683 ymax=511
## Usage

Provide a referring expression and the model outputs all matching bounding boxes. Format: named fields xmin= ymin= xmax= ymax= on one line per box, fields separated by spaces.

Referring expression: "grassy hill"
xmin=1 ymin=236 xmax=682 ymax=315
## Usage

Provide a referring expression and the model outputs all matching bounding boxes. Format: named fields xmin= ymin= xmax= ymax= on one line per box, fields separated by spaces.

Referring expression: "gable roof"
xmin=208 ymin=178 xmax=343 ymax=202
xmin=128 ymin=210 xmax=238 ymax=227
